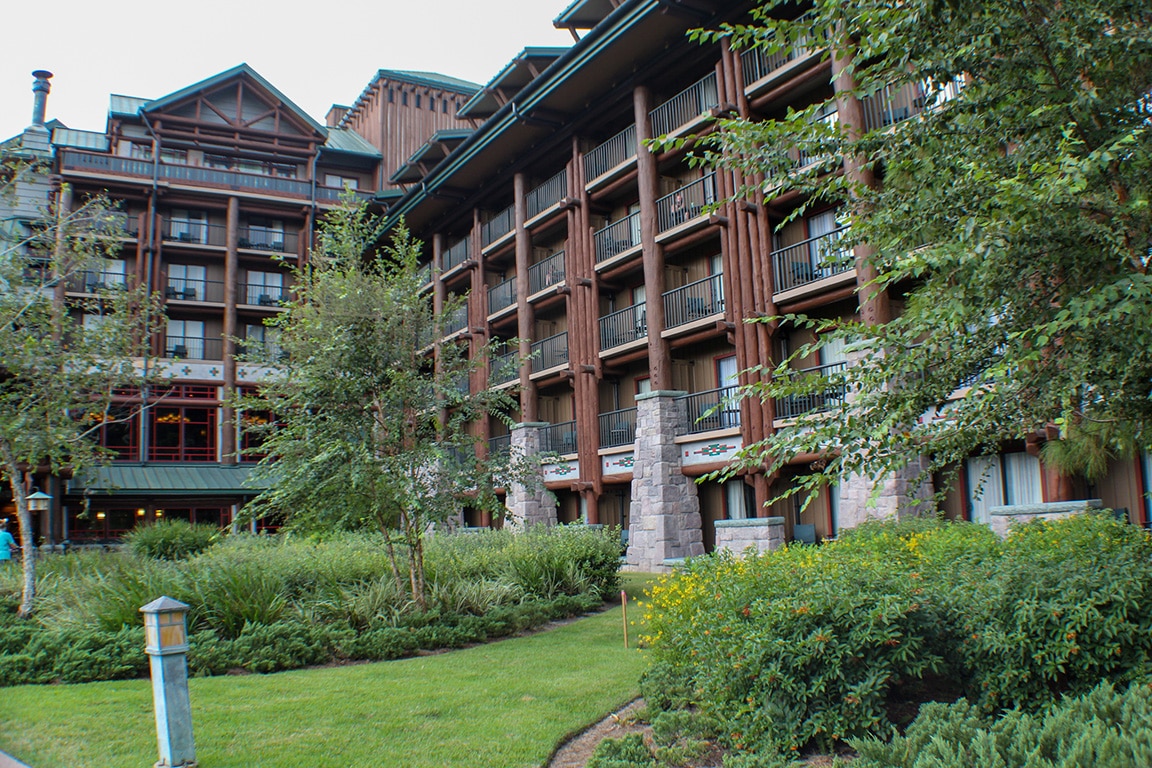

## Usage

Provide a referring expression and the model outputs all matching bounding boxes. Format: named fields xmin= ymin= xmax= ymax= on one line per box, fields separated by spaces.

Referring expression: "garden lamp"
xmin=26 ymin=490 xmax=51 ymax=512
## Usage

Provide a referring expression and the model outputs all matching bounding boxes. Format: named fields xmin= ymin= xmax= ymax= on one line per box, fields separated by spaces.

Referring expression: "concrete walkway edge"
xmin=0 ymin=749 xmax=32 ymax=768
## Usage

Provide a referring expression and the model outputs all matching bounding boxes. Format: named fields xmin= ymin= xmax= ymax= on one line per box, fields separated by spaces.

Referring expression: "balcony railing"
xmin=59 ymin=150 xmax=151 ymax=178
xmin=650 ymin=72 xmax=720 ymax=137
xmin=238 ymin=283 xmax=290 ymax=306
xmin=443 ymin=303 xmax=469 ymax=335
xmin=594 ymin=213 xmax=641 ymax=263
xmin=656 ymin=173 xmax=716 ymax=234
xmin=599 ymin=302 xmax=647 ymax=351
xmin=599 ymin=407 xmax=637 ymax=449
xmin=528 ymin=250 xmax=565 ymax=295
xmin=664 ymin=274 xmax=724 ymax=328
xmin=488 ymin=277 xmax=516 ymax=314
xmin=241 ymin=338 xmax=286 ymax=362
xmin=164 ymin=336 xmax=224 ymax=360
xmin=417 ymin=263 xmax=432 ymax=288
xmin=584 ymin=123 xmax=637 ymax=183
xmin=772 ymin=227 xmax=852 ymax=294
xmin=442 ymin=237 xmax=470 ymax=272
xmin=526 ymin=169 xmax=567 ymax=220
xmin=531 ymin=331 xmax=569 ymax=373
xmin=541 ymin=420 xmax=578 ymax=455
xmin=162 ymin=219 xmax=227 ymax=247
xmin=481 ymin=205 xmax=514 ymax=247
xmin=165 ymin=277 xmax=226 ymax=303
xmin=490 ymin=348 xmax=520 ymax=385
xmin=740 ymin=19 xmax=822 ymax=87
xmin=862 ymin=82 xmax=926 ymax=132
xmin=239 ymin=228 xmax=298 ymax=255
xmin=677 ymin=385 xmax=742 ymax=434
xmin=774 ymin=361 xmax=847 ymax=420
xmin=68 ymin=270 xmax=128 ymax=293
xmin=315 ymin=186 xmax=374 ymax=204
xmin=488 ymin=433 xmax=512 ymax=457
xmin=101 ymin=212 xmax=141 ymax=238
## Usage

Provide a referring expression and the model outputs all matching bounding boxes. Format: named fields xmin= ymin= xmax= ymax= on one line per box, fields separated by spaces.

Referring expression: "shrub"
xmin=852 ymin=680 xmax=1152 ymax=768
xmin=124 ymin=519 xmax=218 ymax=560
xmin=586 ymin=733 xmax=656 ymax=768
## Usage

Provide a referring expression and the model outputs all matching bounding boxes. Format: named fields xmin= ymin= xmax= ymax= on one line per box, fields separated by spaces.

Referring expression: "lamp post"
xmin=26 ymin=490 xmax=51 ymax=513
xmin=140 ymin=596 xmax=197 ymax=768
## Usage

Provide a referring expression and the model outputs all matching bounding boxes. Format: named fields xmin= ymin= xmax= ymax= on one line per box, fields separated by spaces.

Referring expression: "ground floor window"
xmin=965 ymin=451 xmax=1042 ymax=523
xmin=150 ymin=406 xmax=216 ymax=461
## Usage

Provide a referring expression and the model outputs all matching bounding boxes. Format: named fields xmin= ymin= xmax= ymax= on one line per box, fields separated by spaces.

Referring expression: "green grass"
xmin=0 ymin=573 xmax=654 ymax=768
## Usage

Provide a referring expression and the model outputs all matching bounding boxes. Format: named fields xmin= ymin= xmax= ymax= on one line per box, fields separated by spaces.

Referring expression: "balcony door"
xmin=170 ymin=210 xmax=207 ymax=244
xmin=168 ymin=264 xmax=206 ymax=300
xmin=806 ymin=209 xmax=840 ymax=277
xmin=246 ymin=271 xmax=284 ymax=305
xmin=716 ymin=355 xmax=740 ymax=428
xmin=167 ymin=319 xmax=205 ymax=358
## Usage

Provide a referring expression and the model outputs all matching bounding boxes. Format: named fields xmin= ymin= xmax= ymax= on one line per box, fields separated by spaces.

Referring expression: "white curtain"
xmin=725 ymin=480 xmax=747 ymax=520
xmin=966 ymin=455 xmax=1005 ymax=524
xmin=1003 ymin=452 xmax=1042 ymax=505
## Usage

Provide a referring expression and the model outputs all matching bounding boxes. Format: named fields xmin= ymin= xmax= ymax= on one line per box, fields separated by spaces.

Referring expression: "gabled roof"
xmin=458 ymin=48 xmax=570 ymax=119
xmin=141 ymin=63 xmax=327 ymax=137
xmin=376 ymin=69 xmax=482 ymax=94
xmin=51 ymin=128 xmax=109 ymax=151
xmin=322 ymin=127 xmax=382 ymax=158
xmin=390 ymin=129 xmax=474 ymax=184
xmin=109 ymin=94 xmax=149 ymax=117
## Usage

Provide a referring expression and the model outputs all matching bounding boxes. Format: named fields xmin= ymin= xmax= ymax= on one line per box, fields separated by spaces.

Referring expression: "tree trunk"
xmin=1 ymin=443 xmax=36 ymax=619
xmin=400 ymin=510 xmax=426 ymax=611
xmin=381 ymin=529 xmax=405 ymax=596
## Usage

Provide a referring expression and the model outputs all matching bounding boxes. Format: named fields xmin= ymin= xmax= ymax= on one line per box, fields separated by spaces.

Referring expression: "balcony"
xmin=164 ymin=336 xmax=223 ymax=360
xmin=239 ymin=228 xmax=299 ymax=255
xmin=541 ymin=420 xmax=578 ymax=455
xmin=417 ymin=263 xmax=433 ymax=290
xmin=162 ymin=220 xmax=227 ymax=247
xmin=771 ymin=227 xmax=852 ymax=295
xmin=531 ymin=331 xmax=569 ymax=374
xmin=165 ymin=277 xmax=226 ymax=303
xmin=488 ymin=433 xmax=511 ymax=457
xmin=740 ymin=19 xmax=824 ymax=91
xmin=649 ymin=72 xmax=720 ymax=138
xmin=599 ymin=407 xmax=637 ymax=449
xmin=443 ymin=303 xmax=469 ymax=336
xmin=526 ymin=169 xmax=567 ymax=221
xmin=528 ymin=250 xmax=565 ymax=296
xmin=663 ymin=274 xmax=724 ymax=329
xmin=594 ymin=213 xmax=641 ymax=264
xmin=102 ymin=212 xmax=141 ymax=239
xmin=238 ymin=283 xmax=290 ymax=307
xmin=490 ymin=348 xmax=520 ymax=386
xmin=442 ymin=237 xmax=470 ymax=272
xmin=584 ymin=123 xmax=637 ymax=185
xmin=481 ymin=205 xmax=514 ymax=248
xmin=314 ymin=186 xmax=374 ymax=205
xmin=59 ymin=150 xmax=151 ymax=179
xmin=488 ymin=277 xmax=516 ymax=315
xmin=241 ymin=338 xmax=286 ymax=362
xmin=656 ymin=173 xmax=716 ymax=235
xmin=677 ymin=386 xmax=741 ymax=435
xmin=599 ymin=303 xmax=647 ymax=352
xmin=862 ymin=82 xmax=927 ymax=132
xmin=774 ymin=361 xmax=847 ymax=420
xmin=67 ymin=270 xmax=128 ymax=294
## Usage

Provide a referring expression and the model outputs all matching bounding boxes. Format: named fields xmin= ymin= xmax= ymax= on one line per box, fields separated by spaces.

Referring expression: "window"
xmin=724 ymin=479 xmax=753 ymax=520
xmin=167 ymin=264 xmax=206 ymax=300
xmin=415 ymin=94 xmax=422 ymax=109
xmin=166 ymin=319 xmax=205 ymax=358
xmin=269 ymin=164 xmax=297 ymax=179
xmin=244 ymin=216 xmax=285 ymax=249
xmin=388 ymin=88 xmax=394 ymax=103
xmin=159 ymin=148 xmax=187 ymax=165
xmin=129 ymin=143 xmax=152 ymax=160
xmin=806 ymin=209 xmax=841 ymax=276
xmin=324 ymin=174 xmax=359 ymax=190
xmin=169 ymin=209 xmax=206 ymax=244
xmin=443 ymin=99 xmax=449 ymax=113
xmin=965 ymin=451 xmax=1042 ymax=523
xmin=150 ymin=406 xmax=216 ymax=461
xmin=94 ymin=408 xmax=139 ymax=461
xmin=402 ymin=91 xmax=408 ymax=106
xmin=87 ymin=259 xmax=126 ymax=291
xmin=245 ymin=271 xmax=284 ymax=305
xmin=716 ymin=356 xmax=741 ymax=428
xmin=244 ymin=322 xmax=282 ymax=359
xmin=204 ymin=154 xmax=231 ymax=170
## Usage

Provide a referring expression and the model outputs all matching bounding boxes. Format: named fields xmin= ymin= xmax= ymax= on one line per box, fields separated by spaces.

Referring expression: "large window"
xmin=965 ymin=451 xmax=1043 ymax=523
xmin=169 ymin=209 xmax=206 ymax=244
xmin=166 ymin=319 xmax=206 ymax=358
xmin=150 ymin=406 xmax=216 ymax=462
xmin=91 ymin=408 xmax=139 ymax=460
xmin=167 ymin=264 xmax=206 ymax=300
xmin=245 ymin=271 xmax=284 ymax=305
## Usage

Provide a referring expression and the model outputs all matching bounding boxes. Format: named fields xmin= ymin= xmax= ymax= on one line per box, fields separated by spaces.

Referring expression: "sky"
xmin=0 ymin=0 xmax=578 ymax=141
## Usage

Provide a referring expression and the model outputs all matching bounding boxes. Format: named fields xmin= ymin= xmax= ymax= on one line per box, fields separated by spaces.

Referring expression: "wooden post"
xmin=621 ymin=590 xmax=629 ymax=650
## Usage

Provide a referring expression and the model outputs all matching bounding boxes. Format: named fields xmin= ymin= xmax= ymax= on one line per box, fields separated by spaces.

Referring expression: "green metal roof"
xmin=109 ymin=94 xmax=149 ymax=117
xmin=142 ymin=63 xmax=327 ymax=137
xmin=69 ymin=463 xmax=269 ymax=497
xmin=380 ymin=70 xmax=482 ymax=94
xmin=51 ymin=128 xmax=109 ymax=151
xmin=554 ymin=0 xmax=619 ymax=29
xmin=458 ymin=48 xmax=571 ymax=119
xmin=322 ymin=127 xmax=381 ymax=157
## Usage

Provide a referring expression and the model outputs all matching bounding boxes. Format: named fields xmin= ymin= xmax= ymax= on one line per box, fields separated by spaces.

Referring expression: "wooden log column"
xmin=633 ymin=85 xmax=672 ymax=388
xmin=220 ymin=196 xmax=239 ymax=464
xmin=513 ymin=175 xmax=538 ymax=423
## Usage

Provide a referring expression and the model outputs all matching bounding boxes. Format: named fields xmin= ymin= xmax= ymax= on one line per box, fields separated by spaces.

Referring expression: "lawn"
xmin=0 ymin=573 xmax=653 ymax=768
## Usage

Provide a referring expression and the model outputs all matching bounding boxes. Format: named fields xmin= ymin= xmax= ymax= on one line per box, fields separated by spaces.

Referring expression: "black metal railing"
xmin=740 ymin=18 xmax=822 ymax=87
xmin=528 ymin=250 xmax=565 ymax=295
xmin=68 ymin=270 xmax=128 ymax=293
xmin=650 ymin=72 xmax=720 ymax=137
xmin=442 ymin=237 xmax=470 ymax=272
xmin=541 ymin=420 xmax=578 ymax=455
xmin=488 ymin=433 xmax=512 ymax=457
xmin=315 ymin=186 xmax=374 ymax=204
xmin=488 ymin=277 xmax=516 ymax=314
xmin=677 ymin=385 xmax=742 ymax=434
xmin=162 ymin=219 xmax=226 ymax=247
xmin=600 ymin=303 xmax=647 ymax=350
xmin=774 ymin=361 xmax=847 ymax=420
xmin=241 ymin=338 xmax=286 ymax=362
xmin=159 ymin=163 xmax=311 ymax=198
xmin=165 ymin=277 xmax=226 ymax=303
xmin=664 ymin=274 xmax=724 ymax=328
xmin=584 ymin=123 xmax=637 ymax=183
xmin=239 ymin=228 xmax=299 ymax=255
xmin=526 ymin=169 xmax=567 ymax=220
xmin=862 ymin=82 xmax=925 ymax=132
xmin=443 ymin=303 xmax=469 ymax=335
xmin=490 ymin=348 xmax=520 ymax=385
xmin=594 ymin=213 xmax=641 ymax=263
xmin=164 ymin=336 xmax=224 ymax=360
xmin=481 ymin=205 xmax=514 ymax=247
xmin=771 ymin=227 xmax=852 ymax=293
xmin=417 ymin=263 xmax=433 ymax=288
xmin=531 ymin=331 xmax=569 ymax=373
xmin=238 ymin=283 xmax=290 ymax=306
xmin=656 ymin=173 xmax=716 ymax=233
xmin=599 ymin=407 xmax=638 ymax=448
xmin=59 ymin=150 xmax=151 ymax=178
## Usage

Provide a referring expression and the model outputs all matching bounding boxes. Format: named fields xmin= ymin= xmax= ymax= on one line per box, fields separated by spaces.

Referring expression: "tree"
xmin=674 ymin=0 xmax=1152 ymax=504
xmin=1 ymin=155 xmax=160 ymax=617
xmin=239 ymin=202 xmax=530 ymax=610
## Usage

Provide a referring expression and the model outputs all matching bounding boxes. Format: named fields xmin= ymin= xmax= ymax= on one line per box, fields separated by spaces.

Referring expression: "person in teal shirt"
xmin=0 ymin=519 xmax=18 ymax=563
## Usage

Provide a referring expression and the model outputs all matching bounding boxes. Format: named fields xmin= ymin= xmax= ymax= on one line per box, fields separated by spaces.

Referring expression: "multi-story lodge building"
xmin=10 ymin=64 xmax=478 ymax=544
xmin=382 ymin=0 xmax=1152 ymax=566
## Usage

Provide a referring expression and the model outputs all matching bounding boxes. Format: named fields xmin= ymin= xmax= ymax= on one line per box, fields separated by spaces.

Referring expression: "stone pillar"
xmin=837 ymin=455 xmax=935 ymax=529
xmin=714 ymin=517 xmax=785 ymax=555
xmin=506 ymin=422 xmax=557 ymax=528
xmin=625 ymin=392 xmax=704 ymax=570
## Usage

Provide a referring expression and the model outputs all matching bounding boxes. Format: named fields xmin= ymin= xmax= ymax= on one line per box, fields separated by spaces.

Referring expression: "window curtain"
xmin=966 ymin=455 xmax=1005 ymax=524
xmin=1003 ymin=452 xmax=1042 ymax=505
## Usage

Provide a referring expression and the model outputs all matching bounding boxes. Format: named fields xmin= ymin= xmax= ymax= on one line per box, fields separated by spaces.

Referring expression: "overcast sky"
xmin=1 ymin=0 xmax=577 ymax=141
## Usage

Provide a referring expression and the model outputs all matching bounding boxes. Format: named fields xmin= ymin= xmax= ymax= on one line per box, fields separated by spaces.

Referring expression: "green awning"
xmin=69 ymin=464 xmax=268 ymax=497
